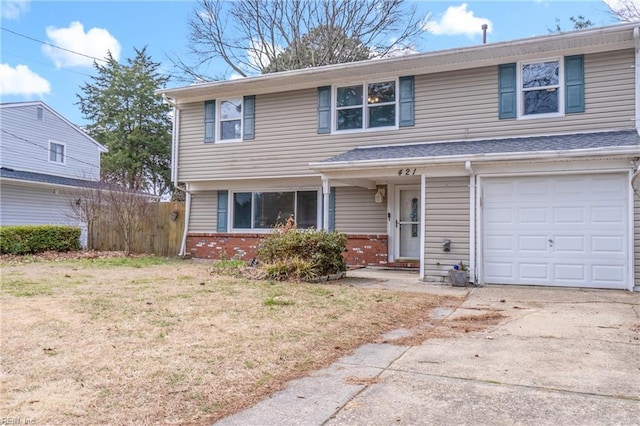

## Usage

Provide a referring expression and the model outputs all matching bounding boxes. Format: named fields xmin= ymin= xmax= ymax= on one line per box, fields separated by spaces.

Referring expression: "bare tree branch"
xmin=179 ymin=0 xmax=427 ymax=79
xmin=606 ymin=0 xmax=640 ymax=22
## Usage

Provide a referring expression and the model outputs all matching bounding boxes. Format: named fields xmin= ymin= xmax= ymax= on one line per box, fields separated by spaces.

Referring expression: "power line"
xmin=1 ymin=26 xmax=109 ymax=64
xmin=1 ymin=51 xmax=95 ymax=78
xmin=0 ymin=128 xmax=101 ymax=169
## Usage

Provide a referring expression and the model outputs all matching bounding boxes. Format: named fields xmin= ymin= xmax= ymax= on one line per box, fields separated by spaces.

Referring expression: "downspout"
xmin=322 ymin=176 xmax=330 ymax=231
xmin=465 ymin=161 xmax=477 ymax=284
xmin=419 ymin=173 xmax=426 ymax=280
xmin=635 ymin=26 xmax=640 ymax=135
xmin=163 ymin=94 xmax=191 ymax=258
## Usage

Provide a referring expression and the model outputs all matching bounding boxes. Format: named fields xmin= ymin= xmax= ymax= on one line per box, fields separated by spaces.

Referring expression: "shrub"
xmin=257 ymin=219 xmax=347 ymax=281
xmin=0 ymin=225 xmax=81 ymax=255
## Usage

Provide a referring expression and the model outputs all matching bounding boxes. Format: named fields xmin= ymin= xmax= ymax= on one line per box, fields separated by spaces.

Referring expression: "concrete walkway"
xmin=216 ymin=270 xmax=640 ymax=426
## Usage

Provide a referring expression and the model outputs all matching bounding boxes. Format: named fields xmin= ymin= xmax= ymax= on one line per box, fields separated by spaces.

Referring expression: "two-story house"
xmin=0 ymin=101 xmax=107 ymax=245
xmin=161 ymin=22 xmax=640 ymax=291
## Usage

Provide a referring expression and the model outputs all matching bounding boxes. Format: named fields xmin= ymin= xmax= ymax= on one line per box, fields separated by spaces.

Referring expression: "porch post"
xmin=419 ymin=173 xmax=426 ymax=280
xmin=322 ymin=176 xmax=330 ymax=231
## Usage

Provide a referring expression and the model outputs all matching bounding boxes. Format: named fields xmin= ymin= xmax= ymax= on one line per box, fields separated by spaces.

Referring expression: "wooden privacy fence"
xmin=91 ymin=201 xmax=185 ymax=257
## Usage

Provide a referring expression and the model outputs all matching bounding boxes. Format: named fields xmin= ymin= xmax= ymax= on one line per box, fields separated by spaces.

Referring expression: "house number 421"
xmin=398 ymin=168 xmax=417 ymax=176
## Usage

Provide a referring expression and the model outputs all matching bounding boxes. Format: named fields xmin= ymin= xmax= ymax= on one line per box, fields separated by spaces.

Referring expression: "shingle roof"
xmin=0 ymin=167 xmax=107 ymax=189
xmin=321 ymin=130 xmax=640 ymax=163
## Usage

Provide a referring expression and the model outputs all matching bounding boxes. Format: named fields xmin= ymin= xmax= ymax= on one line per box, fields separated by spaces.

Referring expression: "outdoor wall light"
xmin=442 ymin=239 xmax=451 ymax=252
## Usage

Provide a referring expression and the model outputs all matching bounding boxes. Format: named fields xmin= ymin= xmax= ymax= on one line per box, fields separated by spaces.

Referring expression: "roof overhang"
xmin=159 ymin=22 xmax=639 ymax=104
xmin=309 ymin=130 xmax=640 ymax=173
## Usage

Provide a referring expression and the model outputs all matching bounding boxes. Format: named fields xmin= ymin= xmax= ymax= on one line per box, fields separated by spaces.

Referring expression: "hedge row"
xmin=0 ymin=225 xmax=81 ymax=255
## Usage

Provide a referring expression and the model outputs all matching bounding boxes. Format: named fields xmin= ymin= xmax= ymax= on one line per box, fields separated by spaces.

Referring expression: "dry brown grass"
xmin=0 ymin=255 xmax=465 ymax=425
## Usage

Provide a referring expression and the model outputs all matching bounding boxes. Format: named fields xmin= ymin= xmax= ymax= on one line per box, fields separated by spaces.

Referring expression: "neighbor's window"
xmin=335 ymin=80 xmax=396 ymax=131
xmin=232 ymin=190 xmax=319 ymax=230
xmin=49 ymin=141 xmax=65 ymax=164
xmin=219 ymin=99 xmax=242 ymax=141
xmin=520 ymin=59 xmax=562 ymax=117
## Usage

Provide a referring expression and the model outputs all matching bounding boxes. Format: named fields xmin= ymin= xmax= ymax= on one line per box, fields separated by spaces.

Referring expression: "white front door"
xmin=482 ymin=173 xmax=629 ymax=289
xmin=396 ymin=187 xmax=421 ymax=259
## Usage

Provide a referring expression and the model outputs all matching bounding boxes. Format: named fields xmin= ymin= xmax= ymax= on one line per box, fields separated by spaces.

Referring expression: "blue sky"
xmin=0 ymin=0 xmax=625 ymax=125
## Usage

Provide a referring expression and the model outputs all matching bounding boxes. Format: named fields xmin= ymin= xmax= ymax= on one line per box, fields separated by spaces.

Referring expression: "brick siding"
xmin=186 ymin=233 xmax=388 ymax=267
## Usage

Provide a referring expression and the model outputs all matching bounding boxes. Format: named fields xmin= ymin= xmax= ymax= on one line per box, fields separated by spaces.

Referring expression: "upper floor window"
xmin=36 ymin=107 xmax=44 ymax=121
xmin=499 ymin=55 xmax=584 ymax=120
xmin=335 ymin=80 xmax=397 ymax=131
xmin=520 ymin=59 xmax=562 ymax=117
xmin=219 ymin=99 xmax=242 ymax=141
xmin=204 ymin=96 xmax=255 ymax=143
xmin=49 ymin=141 xmax=65 ymax=164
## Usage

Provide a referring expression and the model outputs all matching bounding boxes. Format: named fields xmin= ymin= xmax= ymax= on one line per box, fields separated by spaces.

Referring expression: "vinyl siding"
xmin=0 ymin=104 xmax=101 ymax=180
xmin=0 ymin=182 xmax=84 ymax=227
xmin=334 ymin=186 xmax=387 ymax=234
xmin=176 ymin=49 xmax=636 ymax=182
xmin=423 ymin=177 xmax=470 ymax=280
xmin=189 ymin=191 xmax=217 ymax=233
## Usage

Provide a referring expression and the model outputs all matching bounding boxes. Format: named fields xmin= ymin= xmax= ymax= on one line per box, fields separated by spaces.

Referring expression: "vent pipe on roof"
xmin=482 ymin=24 xmax=488 ymax=44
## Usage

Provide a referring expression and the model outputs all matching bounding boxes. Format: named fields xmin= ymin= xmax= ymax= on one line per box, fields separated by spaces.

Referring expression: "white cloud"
xmin=42 ymin=21 xmax=121 ymax=68
xmin=1 ymin=0 xmax=29 ymax=20
xmin=426 ymin=3 xmax=493 ymax=38
xmin=0 ymin=63 xmax=50 ymax=97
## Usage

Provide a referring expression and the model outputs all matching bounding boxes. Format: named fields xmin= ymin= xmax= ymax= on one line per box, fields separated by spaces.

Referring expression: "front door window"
xmin=398 ymin=188 xmax=420 ymax=259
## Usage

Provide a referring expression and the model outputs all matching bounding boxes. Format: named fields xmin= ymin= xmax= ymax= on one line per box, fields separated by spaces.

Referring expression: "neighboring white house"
xmin=0 ymin=101 xmax=107 ymax=244
xmin=161 ymin=22 xmax=640 ymax=291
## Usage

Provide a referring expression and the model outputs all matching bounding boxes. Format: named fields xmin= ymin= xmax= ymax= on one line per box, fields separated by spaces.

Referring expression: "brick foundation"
xmin=186 ymin=233 xmax=388 ymax=267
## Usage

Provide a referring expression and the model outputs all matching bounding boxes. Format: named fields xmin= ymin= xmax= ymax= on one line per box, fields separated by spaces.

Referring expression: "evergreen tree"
xmin=77 ymin=47 xmax=172 ymax=197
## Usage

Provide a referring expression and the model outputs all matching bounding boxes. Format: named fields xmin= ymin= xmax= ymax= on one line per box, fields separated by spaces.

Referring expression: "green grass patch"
xmin=1 ymin=278 xmax=53 ymax=297
xmin=263 ymin=297 xmax=295 ymax=307
xmin=81 ymin=256 xmax=176 ymax=268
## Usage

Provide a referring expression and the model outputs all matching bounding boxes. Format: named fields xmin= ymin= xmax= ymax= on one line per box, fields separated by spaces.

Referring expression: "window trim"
xmin=516 ymin=57 xmax=565 ymax=120
xmin=228 ymin=188 xmax=322 ymax=233
xmin=217 ymin=98 xmax=243 ymax=143
xmin=332 ymin=78 xmax=399 ymax=133
xmin=48 ymin=140 xmax=66 ymax=164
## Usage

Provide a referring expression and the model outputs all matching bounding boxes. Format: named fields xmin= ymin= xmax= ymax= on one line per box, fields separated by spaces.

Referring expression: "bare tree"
xmin=607 ymin=0 xmax=640 ymax=22
xmin=181 ymin=0 xmax=426 ymax=79
xmin=68 ymin=180 xmax=155 ymax=256
xmin=67 ymin=184 xmax=107 ymax=251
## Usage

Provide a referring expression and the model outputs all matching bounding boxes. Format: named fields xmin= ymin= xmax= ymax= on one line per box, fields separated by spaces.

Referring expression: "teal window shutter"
xmin=317 ymin=86 xmax=331 ymax=134
xmin=565 ymin=55 xmax=585 ymax=114
xmin=217 ymin=191 xmax=228 ymax=232
xmin=498 ymin=64 xmax=516 ymax=119
xmin=398 ymin=76 xmax=415 ymax=127
xmin=204 ymin=100 xmax=216 ymax=143
xmin=328 ymin=187 xmax=336 ymax=231
xmin=243 ymin=95 xmax=255 ymax=140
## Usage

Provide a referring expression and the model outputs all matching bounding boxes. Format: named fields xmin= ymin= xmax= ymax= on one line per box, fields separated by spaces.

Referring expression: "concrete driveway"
xmin=217 ymin=279 xmax=640 ymax=426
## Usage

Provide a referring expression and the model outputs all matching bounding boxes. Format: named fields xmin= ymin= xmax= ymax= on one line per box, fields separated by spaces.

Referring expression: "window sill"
xmin=517 ymin=112 xmax=565 ymax=120
xmin=331 ymin=125 xmax=399 ymax=135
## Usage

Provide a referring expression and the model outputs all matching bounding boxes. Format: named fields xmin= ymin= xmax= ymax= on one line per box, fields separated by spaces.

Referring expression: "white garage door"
xmin=482 ymin=174 xmax=629 ymax=289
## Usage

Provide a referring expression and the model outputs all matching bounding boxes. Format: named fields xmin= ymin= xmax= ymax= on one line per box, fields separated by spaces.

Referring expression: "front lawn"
xmin=0 ymin=255 xmax=461 ymax=424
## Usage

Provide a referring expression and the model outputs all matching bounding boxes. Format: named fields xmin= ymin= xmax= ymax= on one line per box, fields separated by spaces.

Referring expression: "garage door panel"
xmin=485 ymin=262 xmax=513 ymax=279
xmin=553 ymin=207 xmax=584 ymax=224
xmin=519 ymin=207 xmax=547 ymax=223
xmin=519 ymin=263 xmax=550 ymax=280
xmin=591 ymin=235 xmax=625 ymax=254
xmin=483 ymin=174 xmax=628 ymax=289
xmin=592 ymin=265 xmax=624 ymax=283
xmin=519 ymin=235 xmax=548 ymax=252
xmin=554 ymin=235 xmax=585 ymax=253
xmin=554 ymin=264 xmax=586 ymax=281
xmin=485 ymin=235 xmax=513 ymax=251
xmin=591 ymin=206 xmax=625 ymax=224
